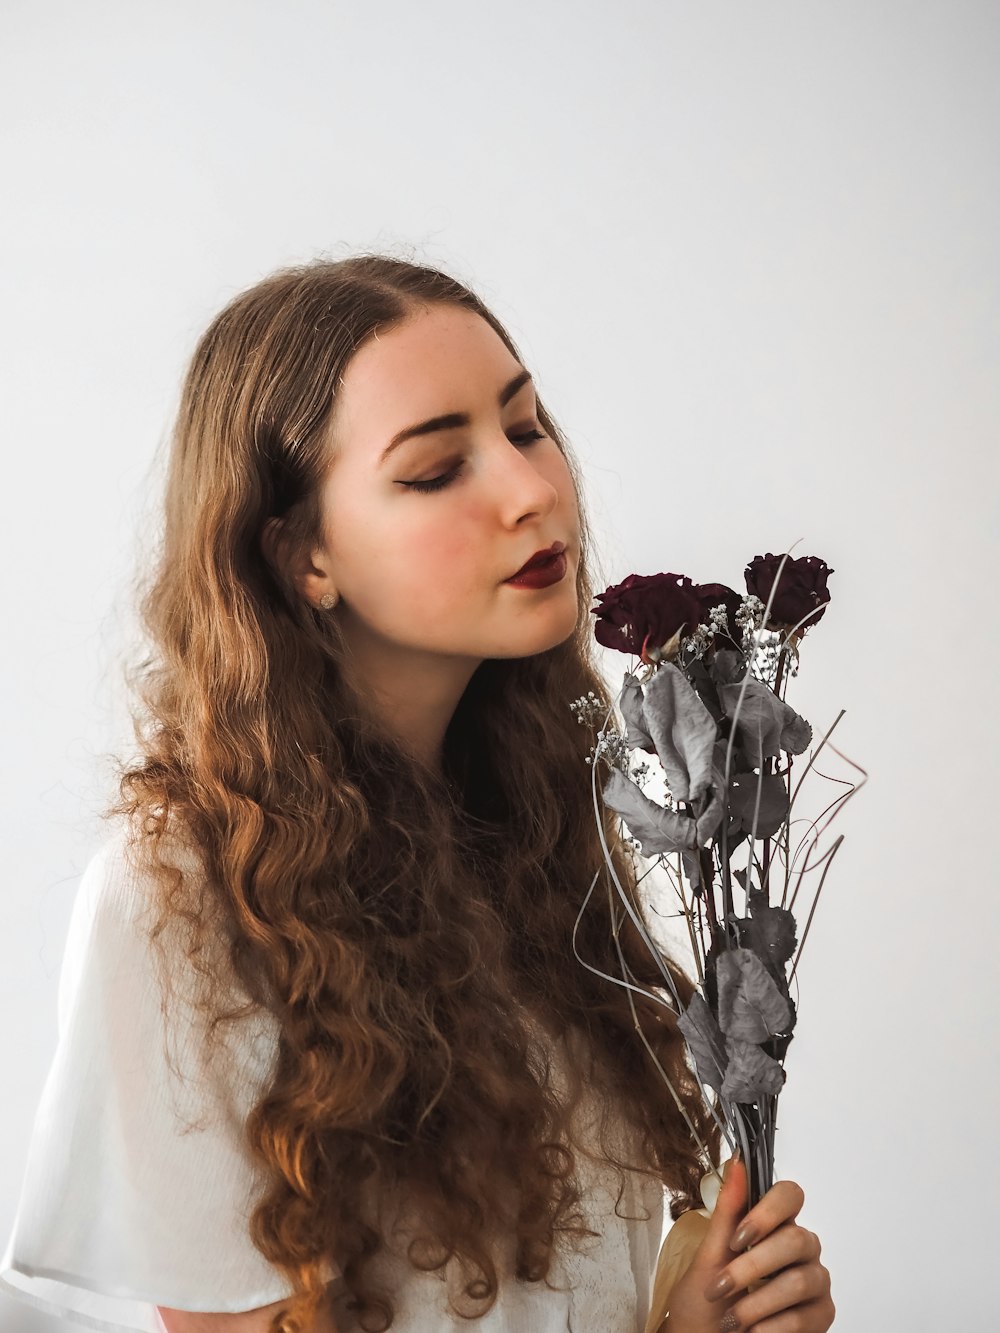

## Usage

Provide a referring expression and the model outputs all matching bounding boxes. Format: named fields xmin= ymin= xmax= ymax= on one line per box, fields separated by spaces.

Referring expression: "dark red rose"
xmin=692 ymin=582 xmax=744 ymax=645
xmin=591 ymin=572 xmax=703 ymax=660
xmin=744 ymin=553 xmax=833 ymax=633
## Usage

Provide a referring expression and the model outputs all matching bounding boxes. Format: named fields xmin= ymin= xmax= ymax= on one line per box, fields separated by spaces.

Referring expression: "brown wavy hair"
xmin=101 ymin=251 xmax=721 ymax=1332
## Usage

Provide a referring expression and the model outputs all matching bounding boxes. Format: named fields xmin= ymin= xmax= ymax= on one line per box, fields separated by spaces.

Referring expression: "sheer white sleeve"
xmin=1 ymin=824 xmax=339 ymax=1333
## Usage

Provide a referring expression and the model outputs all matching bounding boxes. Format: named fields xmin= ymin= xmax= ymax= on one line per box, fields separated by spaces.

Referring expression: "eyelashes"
xmin=400 ymin=430 xmax=547 ymax=493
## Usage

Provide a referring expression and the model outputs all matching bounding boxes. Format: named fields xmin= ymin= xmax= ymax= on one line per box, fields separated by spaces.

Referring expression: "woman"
xmin=0 ymin=255 xmax=834 ymax=1333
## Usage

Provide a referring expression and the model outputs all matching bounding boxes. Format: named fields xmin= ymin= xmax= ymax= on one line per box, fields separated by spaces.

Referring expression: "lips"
xmin=507 ymin=540 xmax=567 ymax=580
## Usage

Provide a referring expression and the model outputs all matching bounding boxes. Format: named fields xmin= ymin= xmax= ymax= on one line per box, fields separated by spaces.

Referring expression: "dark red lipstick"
xmin=504 ymin=541 xmax=568 ymax=589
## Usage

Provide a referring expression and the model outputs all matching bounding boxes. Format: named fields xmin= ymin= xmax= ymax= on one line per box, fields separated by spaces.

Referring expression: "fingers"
xmin=731 ymin=1178 xmax=806 ymax=1251
xmin=706 ymin=1223 xmax=822 ymax=1300
xmin=691 ymin=1154 xmax=749 ymax=1270
xmin=714 ymin=1260 xmax=834 ymax=1331
xmin=719 ymin=1293 xmax=837 ymax=1332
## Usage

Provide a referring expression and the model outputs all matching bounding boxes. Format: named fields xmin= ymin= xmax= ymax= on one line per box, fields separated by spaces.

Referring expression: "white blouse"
xmin=1 ymin=824 xmax=666 ymax=1332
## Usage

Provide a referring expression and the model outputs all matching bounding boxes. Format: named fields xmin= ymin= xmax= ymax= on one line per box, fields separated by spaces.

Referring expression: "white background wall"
xmin=2 ymin=2 xmax=997 ymax=1329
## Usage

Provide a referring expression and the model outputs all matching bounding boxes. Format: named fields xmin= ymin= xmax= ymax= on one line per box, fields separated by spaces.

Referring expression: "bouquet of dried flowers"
xmin=570 ymin=547 xmax=864 ymax=1214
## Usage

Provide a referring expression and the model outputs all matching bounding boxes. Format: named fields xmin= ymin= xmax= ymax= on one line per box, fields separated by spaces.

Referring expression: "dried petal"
xmin=692 ymin=583 xmax=745 ymax=647
xmin=744 ymin=553 xmax=833 ymax=634
xmin=592 ymin=572 xmax=703 ymax=657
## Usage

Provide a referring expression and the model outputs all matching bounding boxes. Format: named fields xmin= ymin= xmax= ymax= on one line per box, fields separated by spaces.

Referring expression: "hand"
xmin=658 ymin=1156 xmax=835 ymax=1332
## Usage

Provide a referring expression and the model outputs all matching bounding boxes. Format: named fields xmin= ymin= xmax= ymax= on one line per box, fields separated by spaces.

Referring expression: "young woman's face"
xmin=312 ymin=304 xmax=582 ymax=673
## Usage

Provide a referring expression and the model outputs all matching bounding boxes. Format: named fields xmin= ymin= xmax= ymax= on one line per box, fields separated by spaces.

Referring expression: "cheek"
xmin=406 ymin=521 xmax=472 ymax=569
xmin=399 ymin=497 xmax=497 ymax=575
xmin=373 ymin=513 xmax=488 ymax=610
xmin=328 ymin=484 xmax=475 ymax=586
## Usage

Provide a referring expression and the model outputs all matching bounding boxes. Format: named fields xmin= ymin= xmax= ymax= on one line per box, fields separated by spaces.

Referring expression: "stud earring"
xmin=319 ymin=592 xmax=339 ymax=610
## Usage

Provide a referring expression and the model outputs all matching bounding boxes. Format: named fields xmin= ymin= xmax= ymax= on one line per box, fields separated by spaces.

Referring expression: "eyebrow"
xmin=378 ymin=368 xmax=535 ymax=465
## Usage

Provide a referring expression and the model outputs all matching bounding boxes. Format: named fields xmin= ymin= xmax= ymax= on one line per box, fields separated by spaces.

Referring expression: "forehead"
xmin=331 ymin=305 xmax=525 ymax=445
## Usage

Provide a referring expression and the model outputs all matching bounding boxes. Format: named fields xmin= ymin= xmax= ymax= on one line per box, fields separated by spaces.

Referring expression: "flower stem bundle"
xmin=570 ymin=545 xmax=864 ymax=1210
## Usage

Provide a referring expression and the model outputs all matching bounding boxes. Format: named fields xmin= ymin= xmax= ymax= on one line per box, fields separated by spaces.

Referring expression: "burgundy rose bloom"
xmin=692 ymin=582 xmax=744 ymax=645
xmin=591 ymin=572 xmax=703 ymax=660
xmin=744 ymin=553 xmax=834 ymax=633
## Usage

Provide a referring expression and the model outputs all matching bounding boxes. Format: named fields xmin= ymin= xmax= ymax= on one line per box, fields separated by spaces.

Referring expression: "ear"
xmin=260 ymin=516 xmax=336 ymax=607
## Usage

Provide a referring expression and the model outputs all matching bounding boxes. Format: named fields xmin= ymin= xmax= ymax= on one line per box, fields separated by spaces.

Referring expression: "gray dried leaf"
xmin=619 ymin=670 xmax=655 ymax=752
xmin=715 ymin=947 xmax=793 ymax=1042
xmin=721 ymin=1036 xmax=787 ymax=1101
xmin=748 ymin=895 xmax=798 ymax=966
xmin=691 ymin=738 xmax=741 ymax=847
xmin=693 ymin=764 xmax=725 ymax=845
xmin=681 ymin=849 xmax=706 ymax=897
xmin=601 ymin=765 xmax=698 ymax=855
xmin=641 ymin=662 xmax=719 ymax=803
xmin=717 ymin=675 xmax=812 ymax=769
xmin=726 ymin=771 xmax=789 ymax=839
xmin=676 ymin=991 xmax=729 ymax=1093
xmin=780 ymin=710 xmax=812 ymax=756
xmin=709 ymin=648 xmax=748 ymax=686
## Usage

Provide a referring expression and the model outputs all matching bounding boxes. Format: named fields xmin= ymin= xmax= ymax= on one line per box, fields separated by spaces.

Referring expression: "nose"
xmin=490 ymin=432 xmax=560 ymax=521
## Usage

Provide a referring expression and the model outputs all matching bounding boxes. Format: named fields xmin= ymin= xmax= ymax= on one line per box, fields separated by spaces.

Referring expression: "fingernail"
xmin=706 ymin=1272 xmax=733 ymax=1300
xmin=731 ymin=1225 xmax=755 ymax=1250
xmin=719 ymin=1313 xmax=740 ymax=1331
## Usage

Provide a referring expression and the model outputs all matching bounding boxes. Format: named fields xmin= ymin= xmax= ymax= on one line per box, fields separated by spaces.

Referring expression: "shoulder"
xmin=73 ymin=817 xmax=212 ymax=951
xmin=59 ymin=819 xmax=200 ymax=1024
xmin=62 ymin=818 xmax=281 ymax=1124
xmin=61 ymin=816 xmax=236 ymax=1045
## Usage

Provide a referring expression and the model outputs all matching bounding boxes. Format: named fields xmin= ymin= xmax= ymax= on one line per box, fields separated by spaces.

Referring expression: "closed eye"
xmin=398 ymin=430 xmax=547 ymax=494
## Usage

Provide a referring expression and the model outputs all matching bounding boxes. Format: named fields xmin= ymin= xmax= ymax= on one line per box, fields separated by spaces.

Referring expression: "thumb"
xmin=689 ymin=1153 xmax=749 ymax=1272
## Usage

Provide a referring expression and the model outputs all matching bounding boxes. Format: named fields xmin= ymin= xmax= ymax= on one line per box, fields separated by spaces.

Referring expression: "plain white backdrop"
xmin=2 ymin=2 xmax=997 ymax=1329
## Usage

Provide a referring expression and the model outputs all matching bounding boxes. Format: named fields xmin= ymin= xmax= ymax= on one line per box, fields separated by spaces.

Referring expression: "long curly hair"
xmin=101 ymin=251 xmax=721 ymax=1332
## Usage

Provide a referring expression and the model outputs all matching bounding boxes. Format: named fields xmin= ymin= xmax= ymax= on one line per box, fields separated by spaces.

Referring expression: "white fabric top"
xmin=1 ymin=824 xmax=666 ymax=1332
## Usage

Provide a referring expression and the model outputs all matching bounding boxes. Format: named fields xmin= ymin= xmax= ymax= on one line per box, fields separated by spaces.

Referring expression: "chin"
xmin=514 ymin=614 xmax=580 ymax=659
